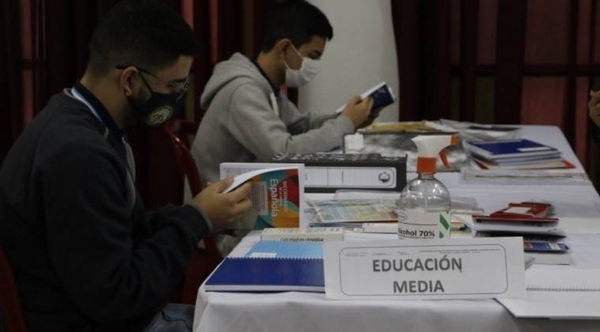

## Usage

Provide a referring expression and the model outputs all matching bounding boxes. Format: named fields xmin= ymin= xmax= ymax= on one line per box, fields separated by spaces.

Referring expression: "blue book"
xmin=464 ymin=139 xmax=559 ymax=160
xmin=204 ymin=257 xmax=324 ymax=292
xmin=335 ymin=82 xmax=397 ymax=116
xmin=367 ymin=82 xmax=397 ymax=116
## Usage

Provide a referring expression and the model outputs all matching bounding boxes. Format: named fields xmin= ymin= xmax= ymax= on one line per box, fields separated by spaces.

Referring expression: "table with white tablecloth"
xmin=193 ymin=125 xmax=600 ymax=332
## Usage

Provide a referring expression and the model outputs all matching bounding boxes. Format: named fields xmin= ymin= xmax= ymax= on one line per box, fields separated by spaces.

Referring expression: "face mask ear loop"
xmin=283 ymin=42 xmax=302 ymax=69
xmin=291 ymin=43 xmax=303 ymax=58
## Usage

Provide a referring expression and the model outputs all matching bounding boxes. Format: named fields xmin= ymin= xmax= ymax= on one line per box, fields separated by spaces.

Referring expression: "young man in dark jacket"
xmin=0 ymin=1 xmax=251 ymax=331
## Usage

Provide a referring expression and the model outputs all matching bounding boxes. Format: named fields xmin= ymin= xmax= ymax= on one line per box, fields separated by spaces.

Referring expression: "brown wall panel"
xmin=525 ymin=0 xmax=570 ymax=65
xmin=521 ymin=77 xmax=566 ymax=127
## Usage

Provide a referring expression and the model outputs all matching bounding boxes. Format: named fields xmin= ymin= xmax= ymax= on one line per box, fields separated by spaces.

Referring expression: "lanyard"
xmin=71 ymin=87 xmax=103 ymax=123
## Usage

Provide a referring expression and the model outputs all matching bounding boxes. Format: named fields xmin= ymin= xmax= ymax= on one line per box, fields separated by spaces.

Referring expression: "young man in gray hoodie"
xmin=191 ymin=0 xmax=374 ymax=186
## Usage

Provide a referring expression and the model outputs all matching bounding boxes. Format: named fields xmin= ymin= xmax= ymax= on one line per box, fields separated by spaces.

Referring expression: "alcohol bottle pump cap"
xmin=412 ymin=135 xmax=459 ymax=173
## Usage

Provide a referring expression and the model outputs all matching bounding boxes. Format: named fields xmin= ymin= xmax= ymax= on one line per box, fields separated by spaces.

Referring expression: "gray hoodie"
xmin=191 ymin=53 xmax=355 ymax=184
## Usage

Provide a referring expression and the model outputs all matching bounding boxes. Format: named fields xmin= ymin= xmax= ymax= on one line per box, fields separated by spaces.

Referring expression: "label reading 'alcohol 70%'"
xmin=397 ymin=209 xmax=451 ymax=239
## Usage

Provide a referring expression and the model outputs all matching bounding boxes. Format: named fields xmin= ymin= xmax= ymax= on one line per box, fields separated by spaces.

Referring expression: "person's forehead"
xmin=300 ymin=36 xmax=326 ymax=51
xmin=298 ymin=36 xmax=326 ymax=58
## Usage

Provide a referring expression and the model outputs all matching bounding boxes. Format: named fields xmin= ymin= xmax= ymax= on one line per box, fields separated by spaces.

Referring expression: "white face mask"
xmin=284 ymin=44 xmax=321 ymax=88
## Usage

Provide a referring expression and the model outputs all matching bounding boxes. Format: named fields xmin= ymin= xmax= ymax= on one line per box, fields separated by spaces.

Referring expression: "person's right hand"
xmin=341 ymin=96 xmax=374 ymax=129
xmin=191 ymin=177 xmax=252 ymax=231
xmin=589 ymin=90 xmax=600 ymax=127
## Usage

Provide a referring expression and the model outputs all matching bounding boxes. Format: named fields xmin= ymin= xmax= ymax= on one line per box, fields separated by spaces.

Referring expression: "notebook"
xmin=204 ymin=257 xmax=324 ymax=292
xmin=497 ymin=268 xmax=600 ymax=319
xmin=205 ymin=241 xmax=325 ymax=293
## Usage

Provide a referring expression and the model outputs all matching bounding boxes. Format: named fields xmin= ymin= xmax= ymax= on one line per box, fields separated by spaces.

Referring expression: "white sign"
xmin=324 ymin=238 xmax=525 ymax=300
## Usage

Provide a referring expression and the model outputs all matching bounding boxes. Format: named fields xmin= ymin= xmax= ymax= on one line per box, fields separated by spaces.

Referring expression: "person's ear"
xmin=119 ymin=66 xmax=139 ymax=97
xmin=274 ymin=38 xmax=293 ymax=61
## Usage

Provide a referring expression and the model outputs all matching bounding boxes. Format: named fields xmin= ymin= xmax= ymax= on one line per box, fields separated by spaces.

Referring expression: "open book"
xmin=221 ymin=163 xmax=304 ymax=229
xmin=497 ymin=268 xmax=600 ymax=319
xmin=335 ymin=81 xmax=397 ymax=116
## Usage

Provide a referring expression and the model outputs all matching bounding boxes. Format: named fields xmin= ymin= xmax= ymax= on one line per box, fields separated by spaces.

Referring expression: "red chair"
xmin=0 ymin=247 xmax=28 ymax=332
xmin=163 ymin=118 xmax=224 ymax=304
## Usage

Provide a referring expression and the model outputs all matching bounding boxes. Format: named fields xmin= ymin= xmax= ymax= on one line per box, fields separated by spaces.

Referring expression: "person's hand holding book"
xmin=358 ymin=115 xmax=376 ymax=129
xmin=341 ymin=96 xmax=374 ymax=129
xmin=191 ymin=177 xmax=252 ymax=231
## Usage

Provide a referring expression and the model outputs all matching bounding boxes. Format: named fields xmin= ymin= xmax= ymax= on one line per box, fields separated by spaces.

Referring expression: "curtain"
xmin=0 ymin=0 xmax=23 ymax=165
xmin=193 ymin=0 xmax=274 ymax=121
xmin=391 ymin=0 xmax=600 ymax=190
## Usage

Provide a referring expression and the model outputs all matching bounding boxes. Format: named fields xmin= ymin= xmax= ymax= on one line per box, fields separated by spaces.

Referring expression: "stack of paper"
xmin=439 ymin=119 xmax=521 ymax=141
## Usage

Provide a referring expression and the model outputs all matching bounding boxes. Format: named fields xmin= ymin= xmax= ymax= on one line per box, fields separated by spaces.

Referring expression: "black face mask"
xmin=126 ymin=69 xmax=187 ymax=128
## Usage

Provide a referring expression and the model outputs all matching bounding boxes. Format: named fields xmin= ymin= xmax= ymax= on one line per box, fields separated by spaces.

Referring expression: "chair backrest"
xmin=163 ymin=118 xmax=223 ymax=304
xmin=163 ymin=119 xmax=203 ymax=196
xmin=0 ymin=247 xmax=28 ymax=332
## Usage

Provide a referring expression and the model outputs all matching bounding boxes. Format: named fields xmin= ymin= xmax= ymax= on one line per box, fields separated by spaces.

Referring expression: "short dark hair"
xmin=87 ymin=0 xmax=197 ymax=76
xmin=262 ymin=0 xmax=333 ymax=52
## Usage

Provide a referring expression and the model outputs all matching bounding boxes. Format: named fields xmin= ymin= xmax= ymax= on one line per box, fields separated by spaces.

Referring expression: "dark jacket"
xmin=0 ymin=87 xmax=210 ymax=332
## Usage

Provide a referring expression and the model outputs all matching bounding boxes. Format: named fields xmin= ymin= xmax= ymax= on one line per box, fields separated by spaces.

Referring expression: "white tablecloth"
xmin=193 ymin=125 xmax=600 ymax=332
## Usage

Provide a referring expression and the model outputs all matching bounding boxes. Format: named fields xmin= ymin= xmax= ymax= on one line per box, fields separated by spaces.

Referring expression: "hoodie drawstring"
xmin=269 ymin=92 xmax=279 ymax=117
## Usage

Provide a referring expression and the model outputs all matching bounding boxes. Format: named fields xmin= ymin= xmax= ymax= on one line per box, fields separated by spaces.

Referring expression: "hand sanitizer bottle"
xmin=398 ymin=135 xmax=458 ymax=239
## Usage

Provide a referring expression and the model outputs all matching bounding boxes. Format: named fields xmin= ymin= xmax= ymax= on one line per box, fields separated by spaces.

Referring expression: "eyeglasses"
xmin=115 ymin=65 xmax=189 ymax=93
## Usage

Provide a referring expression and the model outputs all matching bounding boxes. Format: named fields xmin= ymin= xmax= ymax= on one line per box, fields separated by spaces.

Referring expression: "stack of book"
xmin=470 ymin=202 xmax=570 ymax=264
xmin=463 ymin=138 xmax=575 ymax=170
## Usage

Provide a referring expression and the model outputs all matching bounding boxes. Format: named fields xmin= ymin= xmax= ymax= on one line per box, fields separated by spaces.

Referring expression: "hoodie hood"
xmin=200 ymin=53 xmax=276 ymax=109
